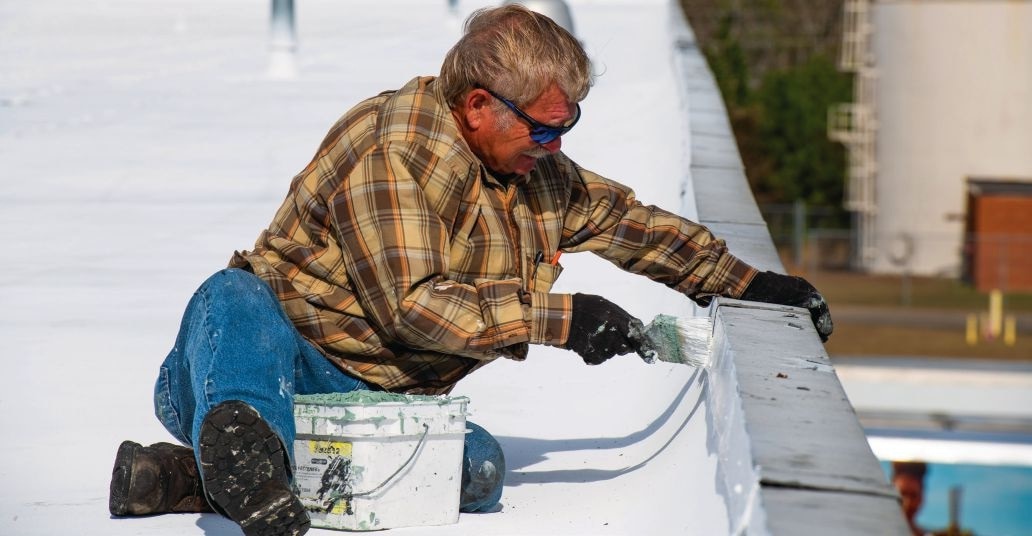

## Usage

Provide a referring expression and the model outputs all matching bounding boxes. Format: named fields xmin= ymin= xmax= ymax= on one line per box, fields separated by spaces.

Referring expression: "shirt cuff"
xmin=693 ymin=252 xmax=759 ymax=303
xmin=470 ymin=278 xmax=532 ymax=347
xmin=527 ymin=291 xmax=572 ymax=346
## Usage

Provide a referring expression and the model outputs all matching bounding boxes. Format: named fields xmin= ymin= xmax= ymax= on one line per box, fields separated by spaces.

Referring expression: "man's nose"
xmin=541 ymin=136 xmax=562 ymax=154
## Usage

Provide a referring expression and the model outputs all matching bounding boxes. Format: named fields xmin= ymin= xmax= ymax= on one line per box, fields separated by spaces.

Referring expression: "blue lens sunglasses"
xmin=480 ymin=86 xmax=581 ymax=145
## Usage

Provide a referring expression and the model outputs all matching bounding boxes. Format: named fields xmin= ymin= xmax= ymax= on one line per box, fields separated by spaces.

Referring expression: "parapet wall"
xmin=668 ymin=2 xmax=911 ymax=533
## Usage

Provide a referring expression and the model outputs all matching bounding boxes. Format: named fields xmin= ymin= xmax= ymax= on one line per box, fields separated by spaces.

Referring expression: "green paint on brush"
xmin=636 ymin=314 xmax=713 ymax=367
xmin=642 ymin=315 xmax=683 ymax=360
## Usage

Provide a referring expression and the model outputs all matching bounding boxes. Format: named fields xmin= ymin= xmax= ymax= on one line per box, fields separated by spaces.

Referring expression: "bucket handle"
xmin=350 ymin=422 xmax=430 ymax=498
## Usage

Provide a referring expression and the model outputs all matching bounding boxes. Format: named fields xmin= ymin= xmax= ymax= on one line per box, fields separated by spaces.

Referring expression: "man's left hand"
xmin=739 ymin=271 xmax=834 ymax=342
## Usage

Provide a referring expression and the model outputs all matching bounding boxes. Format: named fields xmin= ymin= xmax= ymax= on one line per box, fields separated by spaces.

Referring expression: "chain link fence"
xmin=760 ymin=203 xmax=1032 ymax=293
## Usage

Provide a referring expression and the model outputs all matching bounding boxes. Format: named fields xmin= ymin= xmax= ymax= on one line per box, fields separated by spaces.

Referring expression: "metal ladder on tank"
xmin=828 ymin=0 xmax=879 ymax=271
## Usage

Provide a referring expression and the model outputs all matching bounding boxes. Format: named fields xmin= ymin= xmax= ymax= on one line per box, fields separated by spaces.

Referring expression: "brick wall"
xmin=967 ymin=193 xmax=1032 ymax=291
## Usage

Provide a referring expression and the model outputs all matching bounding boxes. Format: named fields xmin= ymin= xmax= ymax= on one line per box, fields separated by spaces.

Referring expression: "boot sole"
xmin=199 ymin=401 xmax=310 ymax=536
xmin=109 ymin=440 xmax=141 ymax=516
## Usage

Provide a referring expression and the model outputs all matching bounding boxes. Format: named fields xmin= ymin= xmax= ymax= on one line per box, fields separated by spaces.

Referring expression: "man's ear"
xmin=460 ymin=89 xmax=492 ymax=130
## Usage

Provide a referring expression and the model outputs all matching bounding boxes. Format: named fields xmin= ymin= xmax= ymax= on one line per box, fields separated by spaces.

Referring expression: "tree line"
xmin=679 ymin=0 xmax=852 ymax=225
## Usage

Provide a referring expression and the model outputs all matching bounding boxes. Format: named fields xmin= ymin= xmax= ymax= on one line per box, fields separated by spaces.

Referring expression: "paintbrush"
xmin=632 ymin=314 xmax=714 ymax=367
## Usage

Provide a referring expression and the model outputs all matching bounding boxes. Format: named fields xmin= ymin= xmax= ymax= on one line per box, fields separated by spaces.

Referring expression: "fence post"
xmin=808 ymin=230 xmax=820 ymax=275
xmin=793 ymin=199 xmax=806 ymax=269
xmin=850 ymin=212 xmax=863 ymax=271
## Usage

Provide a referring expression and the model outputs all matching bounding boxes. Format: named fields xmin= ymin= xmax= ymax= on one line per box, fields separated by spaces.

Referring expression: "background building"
xmin=833 ymin=0 xmax=1032 ymax=289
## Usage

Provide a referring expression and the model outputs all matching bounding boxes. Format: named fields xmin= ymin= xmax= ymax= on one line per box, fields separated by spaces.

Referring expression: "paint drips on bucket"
xmin=295 ymin=390 xmax=463 ymax=406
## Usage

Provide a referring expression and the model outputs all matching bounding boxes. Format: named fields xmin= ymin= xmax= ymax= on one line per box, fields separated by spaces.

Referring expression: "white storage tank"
xmin=869 ymin=0 xmax=1032 ymax=276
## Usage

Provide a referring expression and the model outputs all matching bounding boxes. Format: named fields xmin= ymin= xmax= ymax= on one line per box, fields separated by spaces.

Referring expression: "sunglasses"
xmin=480 ymin=87 xmax=581 ymax=145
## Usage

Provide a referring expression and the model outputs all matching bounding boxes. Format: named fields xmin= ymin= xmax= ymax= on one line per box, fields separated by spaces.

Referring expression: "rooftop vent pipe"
xmin=268 ymin=0 xmax=298 ymax=78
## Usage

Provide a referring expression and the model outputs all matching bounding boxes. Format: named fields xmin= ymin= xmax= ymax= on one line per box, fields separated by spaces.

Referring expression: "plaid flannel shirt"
xmin=230 ymin=76 xmax=756 ymax=394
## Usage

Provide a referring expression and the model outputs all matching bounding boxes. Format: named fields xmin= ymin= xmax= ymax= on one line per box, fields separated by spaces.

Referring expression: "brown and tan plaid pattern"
xmin=230 ymin=76 xmax=756 ymax=394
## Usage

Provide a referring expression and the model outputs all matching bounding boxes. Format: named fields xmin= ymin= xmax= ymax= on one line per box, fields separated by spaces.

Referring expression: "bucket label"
xmin=294 ymin=438 xmax=357 ymax=516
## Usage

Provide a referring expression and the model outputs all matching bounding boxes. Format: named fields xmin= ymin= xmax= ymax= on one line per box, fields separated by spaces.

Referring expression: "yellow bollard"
xmin=966 ymin=314 xmax=979 ymax=346
xmin=988 ymin=289 xmax=1003 ymax=340
xmin=1004 ymin=315 xmax=1017 ymax=347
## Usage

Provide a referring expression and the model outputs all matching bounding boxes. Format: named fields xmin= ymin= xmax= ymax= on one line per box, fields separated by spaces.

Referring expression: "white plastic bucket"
xmin=292 ymin=391 xmax=468 ymax=531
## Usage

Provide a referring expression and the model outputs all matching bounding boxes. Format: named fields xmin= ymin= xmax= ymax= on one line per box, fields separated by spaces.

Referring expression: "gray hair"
xmin=438 ymin=4 xmax=594 ymax=107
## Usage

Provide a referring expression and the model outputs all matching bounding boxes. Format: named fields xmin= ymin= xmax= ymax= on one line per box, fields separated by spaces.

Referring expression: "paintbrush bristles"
xmin=636 ymin=314 xmax=713 ymax=367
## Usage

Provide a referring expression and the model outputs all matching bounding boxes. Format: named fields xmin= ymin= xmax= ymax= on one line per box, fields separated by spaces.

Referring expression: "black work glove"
xmin=565 ymin=293 xmax=646 ymax=365
xmin=739 ymin=271 xmax=834 ymax=342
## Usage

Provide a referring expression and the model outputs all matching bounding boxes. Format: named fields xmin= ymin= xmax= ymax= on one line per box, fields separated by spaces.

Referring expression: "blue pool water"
xmin=880 ymin=461 xmax=1032 ymax=536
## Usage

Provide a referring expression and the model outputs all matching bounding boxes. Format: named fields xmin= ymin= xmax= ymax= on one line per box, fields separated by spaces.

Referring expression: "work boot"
xmin=109 ymin=441 xmax=214 ymax=516
xmin=199 ymin=400 xmax=310 ymax=536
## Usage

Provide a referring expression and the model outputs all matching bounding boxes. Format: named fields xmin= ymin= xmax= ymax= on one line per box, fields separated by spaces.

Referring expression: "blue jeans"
xmin=153 ymin=268 xmax=503 ymax=512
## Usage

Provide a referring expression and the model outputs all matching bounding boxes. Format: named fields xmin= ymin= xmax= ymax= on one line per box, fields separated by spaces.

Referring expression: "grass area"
xmin=793 ymin=270 xmax=1032 ymax=360
xmin=823 ymin=323 xmax=1032 ymax=360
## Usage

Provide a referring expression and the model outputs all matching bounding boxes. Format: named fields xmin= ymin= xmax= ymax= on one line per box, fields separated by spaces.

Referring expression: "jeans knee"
xmin=460 ymin=421 xmax=505 ymax=512
xmin=195 ymin=269 xmax=287 ymax=334
xmin=201 ymin=268 xmax=268 ymax=302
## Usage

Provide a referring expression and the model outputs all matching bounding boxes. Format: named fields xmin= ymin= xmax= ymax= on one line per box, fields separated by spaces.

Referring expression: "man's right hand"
xmin=564 ymin=293 xmax=646 ymax=365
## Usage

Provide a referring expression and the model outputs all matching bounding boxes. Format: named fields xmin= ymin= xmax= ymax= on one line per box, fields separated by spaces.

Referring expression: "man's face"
xmin=471 ymin=83 xmax=577 ymax=176
xmin=893 ymin=474 xmax=924 ymax=521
